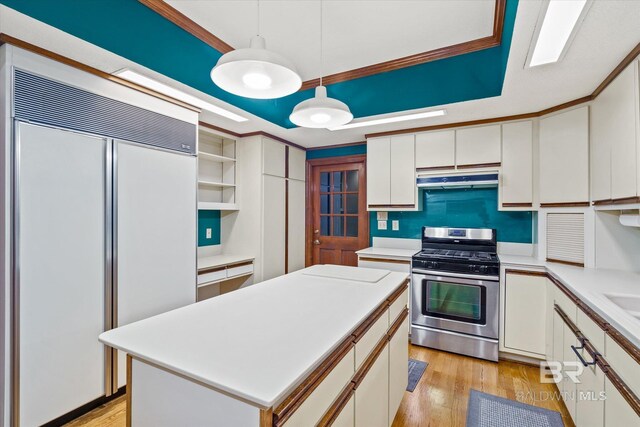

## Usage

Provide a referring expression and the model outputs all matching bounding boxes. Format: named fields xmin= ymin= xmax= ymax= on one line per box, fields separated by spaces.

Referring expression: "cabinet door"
xmin=504 ymin=272 xmax=546 ymax=356
xmin=389 ymin=134 xmax=415 ymax=205
xmin=262 ymin=174 xmax=286 ymax=280
xmin=367 ymin=137 xmax=391 ymax=206
xmin=287 ymin=179 xmax=306 ymax=273
xmin=288 ymin=145 xmax=306 ymax=181
xmin=610 ymin=63 xmax=639 ymax=199
xmin=561 ymin=322 xmax=578 ymax=423
xmin=590 ymin=86 xmax=613 ymax=202
xmin=355 ymin=345 xmax=389 ymax=427
xmin=575 ymin=354 xmax=605 ymax=427
xmin=389 ymin=317 xmax=409 ymax=426
xmin=415 ymin=130 xmax=455 ymax=170
xmin=263 ymin=137 xmax=286 ymax=177
xmin=333 ymin=395 xmax=355 ymax=427
xmin=455 ymin=125 xmax=501 ymax=167
xmin=552 ymin=311 xmax=564 ymax=366
xmin=539 ymin=107 xmax=590 ymax=204
xmin=604 ymin=377 xmax=640 ymax=426
xmin=501 ymin=121 xmax=533 ymax=207
xmin=18 ymin=123 xmax=107 ymax=426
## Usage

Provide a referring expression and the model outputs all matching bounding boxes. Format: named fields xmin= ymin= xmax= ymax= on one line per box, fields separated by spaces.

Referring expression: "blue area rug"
xmin=407 ymin=358 xmax=428 ymax=392
xmin=466 ymin=390 xmax=564 ymax=427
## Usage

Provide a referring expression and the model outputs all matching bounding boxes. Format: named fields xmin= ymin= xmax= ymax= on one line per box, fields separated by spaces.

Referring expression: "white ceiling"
xmin=166 ymin=0 xmax=496 ymax=80
xmin=1 ymin=1 xmax=640 ymax=148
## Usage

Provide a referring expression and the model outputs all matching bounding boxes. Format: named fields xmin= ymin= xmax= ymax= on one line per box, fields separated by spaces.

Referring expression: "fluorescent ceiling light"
xmin=328 ymin=110 xmax=446 ymax=131
xmin=114 ymin=69 xmax=248 ymax=122
xmin=529 ymin=0 xmax=589 ymax=67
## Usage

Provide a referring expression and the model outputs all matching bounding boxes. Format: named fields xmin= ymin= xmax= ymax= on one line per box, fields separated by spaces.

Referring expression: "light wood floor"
xmin=65 ymin=344 xmax=572 ymax=427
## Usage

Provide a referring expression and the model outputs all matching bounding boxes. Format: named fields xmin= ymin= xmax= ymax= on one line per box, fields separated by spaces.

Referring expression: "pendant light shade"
xmin=211 ymin=35 xmax=302 ymax=99
xmin=289 ymin=86 xmax=353 ymax=128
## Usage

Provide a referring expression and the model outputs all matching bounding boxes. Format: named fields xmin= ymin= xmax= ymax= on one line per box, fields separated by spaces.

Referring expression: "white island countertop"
xmin=500 ymin=255 xmax=640 ymax=348
xmin=99 ymin=266 xmax=408 ymax=408
xmin=197 ymin=254 xmax=254 ymax=271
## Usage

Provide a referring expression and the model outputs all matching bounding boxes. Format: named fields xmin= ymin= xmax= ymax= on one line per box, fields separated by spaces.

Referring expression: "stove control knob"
xmin=479 ymin=266 xmax=488 ymax=274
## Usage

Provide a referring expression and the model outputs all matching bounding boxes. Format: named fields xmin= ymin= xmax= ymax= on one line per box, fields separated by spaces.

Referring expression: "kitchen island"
xmin=99 ymin=265 xmax=410 ymax=426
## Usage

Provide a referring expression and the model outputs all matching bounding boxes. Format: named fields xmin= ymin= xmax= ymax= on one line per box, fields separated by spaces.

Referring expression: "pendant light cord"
xmin=257 ymin=0 xmax=261 ymax=36
xmin=319 ymin=0 xmax=323 ymax=87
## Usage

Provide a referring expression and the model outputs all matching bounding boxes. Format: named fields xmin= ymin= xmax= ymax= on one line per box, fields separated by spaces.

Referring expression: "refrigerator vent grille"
xmin=13 ymin=69 xmax=196 ymax=155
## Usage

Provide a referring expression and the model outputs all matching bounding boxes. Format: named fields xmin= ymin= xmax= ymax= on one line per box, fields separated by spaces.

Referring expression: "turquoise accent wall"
xmin=306 ymin=144 xmax=366 ymax=160
xmin=0 ymin=0 xmax=519 ymax=128
xmin=198 ymin=210 xmax=221 ymax=247
xmin=371 ymin=188 xmax=533 ymax=243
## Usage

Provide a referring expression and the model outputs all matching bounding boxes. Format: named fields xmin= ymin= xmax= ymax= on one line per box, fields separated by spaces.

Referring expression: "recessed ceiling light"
xmin=113 ymin=69 xmax=249 ymax=122
xmin=528 ymin=0 xmax=591 ymax=67
xmin=328 ymin=110 xmax=446 ymax=131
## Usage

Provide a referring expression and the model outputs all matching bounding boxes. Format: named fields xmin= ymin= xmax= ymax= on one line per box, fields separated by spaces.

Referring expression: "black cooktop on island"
xmin=411 ymin=227 xmax=500 ymax=277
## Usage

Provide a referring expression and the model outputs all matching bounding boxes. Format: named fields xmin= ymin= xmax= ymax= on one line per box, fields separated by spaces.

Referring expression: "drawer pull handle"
xmin=571 ymin=344 xmax=598 ymax=367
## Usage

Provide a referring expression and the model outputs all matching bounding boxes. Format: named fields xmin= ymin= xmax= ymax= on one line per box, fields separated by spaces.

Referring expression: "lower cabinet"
xmin=355 ymin=345 xmax=390 ymax=427
xmin=332 ymin=396 xmax=355 ymax=427
xmin=604 ymin=377 xmax=640 ymax=426
xmin=575 ymin=352 xmax=605 ymax=427
xmin=388 ymin=317 xmax=410 ymax=425
xmin=561 ymin=320 xmax=578 ymax=421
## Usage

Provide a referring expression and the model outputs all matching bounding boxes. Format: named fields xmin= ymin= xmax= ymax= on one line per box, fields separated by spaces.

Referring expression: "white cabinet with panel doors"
xmin=415 ymin=130 xmax=455 ymax=171
xmin=591 ymin=59 xmax=640 ymax=203
xmin=455 ymin=124 xmax=501 ymax=167
xmin=221 ymin=136 xmax=306 ymax=283
xmin=539 ymin=106 xmax=590 ymax=206
xmin=500 ymin=121 xmax=534 ymax=209
xmin=367 ymin=135 xmax=418 ymax=210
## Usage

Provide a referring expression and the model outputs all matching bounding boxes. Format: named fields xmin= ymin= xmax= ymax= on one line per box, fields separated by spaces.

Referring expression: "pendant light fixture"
xmin=210 ymin=0 xmax=301 ymax=99
xmin=289 ymin=0 xmax=352 ymax=128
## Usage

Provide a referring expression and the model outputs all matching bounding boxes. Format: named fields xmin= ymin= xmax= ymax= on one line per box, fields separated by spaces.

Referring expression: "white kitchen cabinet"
xmin=355 ymin=344 xmax=389 ymax=427
xmin=415 ymin=130 xmax=455 ymax=170
xmin=455 ymin=124 xmax=501 ymax=167
xmin=388 ymin=317 xmax=409 ymax=426
xmin=367 ymin=137 xmax=391 ymax=206
xmin=263 ymin=137 xmax=286 ymax=177
xmin=500 ymin=121 xmax=533 ymax=208
xmin=604 ymin=377 xmax=640 ymax=426
xmin=262 ymin=174 xmax=286 ymax=281
xmin=367 ymin=135 xmax=417 ymax=209
xmin=287 ymin=179 xmax=306 ymax=273
xmin=390 ymin=134 xmax=416 ymax=205
xmin=591 ymin=61 xmax=639 ymax=202
xmin=332 ymin=395 xmax=355 ymax=427
xmin=575 ymin=351 xmax=605 ymax=427
xmin=503 ymin=272 xmax=546 ymax=357
xmin=561 ymin=321 xmax=578 ymax=422
xmin=539 ymin=106 xmax=590 ymax=205
xmin=288 ymin=145 xmax=307 ymax=181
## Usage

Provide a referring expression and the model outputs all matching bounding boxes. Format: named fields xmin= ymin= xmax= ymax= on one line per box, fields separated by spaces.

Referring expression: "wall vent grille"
xmin=13 ymin=69 xmax=196 ymax=155
xmin=547 ymin=212 xmax=585 ymax=266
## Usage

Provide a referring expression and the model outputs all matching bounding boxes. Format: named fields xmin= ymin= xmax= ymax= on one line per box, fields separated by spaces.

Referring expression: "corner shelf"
xmin=198 ymin=126 xmax=237 ymax=211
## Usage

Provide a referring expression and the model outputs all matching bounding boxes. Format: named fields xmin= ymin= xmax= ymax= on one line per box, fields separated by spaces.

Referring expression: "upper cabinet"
xmin=500 ymin=121 xmax=533 ymax=209
xmin=591 ymin=61 xmax=639 ymax=203
xmin=288 ymin=146 xmax=306 ymax=181
xmin=456 ymin=124 xmax=502 ymax=167
xmin=539 ymin=106 xmax=590 ymax=206
xmin=415 ymin=130 xmax=455 ymax=171
xmin=263 ymin=137 xmax=286 ymax=178
xmin=367 ymin=135 xmax=417 ymax=210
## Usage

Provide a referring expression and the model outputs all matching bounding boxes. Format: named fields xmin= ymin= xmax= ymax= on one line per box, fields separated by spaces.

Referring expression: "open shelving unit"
xmin=198 ymin=127 xmax=238 ymax=211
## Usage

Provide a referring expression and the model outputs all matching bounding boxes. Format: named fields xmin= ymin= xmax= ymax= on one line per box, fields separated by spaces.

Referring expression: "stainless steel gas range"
xmin=411 ymin=227 xmax=500 ymax=361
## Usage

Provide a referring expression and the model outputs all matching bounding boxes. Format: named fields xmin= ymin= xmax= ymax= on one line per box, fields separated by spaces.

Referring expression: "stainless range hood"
xmin=416 ymin=171 xmax=499 ymax=189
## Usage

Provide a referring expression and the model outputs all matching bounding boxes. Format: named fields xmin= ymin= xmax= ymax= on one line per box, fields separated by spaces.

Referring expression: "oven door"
xmin=411 ymin=270 xmax=499 ymax=339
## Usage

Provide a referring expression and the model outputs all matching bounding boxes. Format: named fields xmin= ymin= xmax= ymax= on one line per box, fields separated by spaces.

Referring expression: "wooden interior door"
xmin=307 ymin=156 xmax=369 ymax=266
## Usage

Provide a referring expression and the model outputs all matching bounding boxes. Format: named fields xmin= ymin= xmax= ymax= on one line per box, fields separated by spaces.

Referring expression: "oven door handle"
xmin=412 ymin=268 xmax=499 ymax=282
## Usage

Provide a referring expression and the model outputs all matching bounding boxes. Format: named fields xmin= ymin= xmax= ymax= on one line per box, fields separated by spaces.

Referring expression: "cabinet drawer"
xmin=282 ymin=348 xmax=355 ymax=427
xmin=227 ymin=263 xmax=253 ymax=279
xmin=197 ymin=268 xmax=226 ymax=285
xmin=331 ymin=395 xmax=354 ymax=427
xmin=577 ymin=308 xmax=605 ymax=354
xmin=355 ymin=310 xmax=389 ymax=370
xmin=605 ymin=335 xmax=640 ymax=397
xmin=389 ymin=289 xmax=408 ymax=325
xmin=357 ymin=258 xmax=410 ymax=273
xmin=553 ymin=283 xmax=577 ymax=323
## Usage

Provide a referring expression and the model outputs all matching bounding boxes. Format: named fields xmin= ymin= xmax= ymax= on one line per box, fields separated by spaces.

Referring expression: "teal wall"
xmin=306 ymin=144 xmax=366 ymax=160
xmin=371 ymin=188 xmax=533 ymax=243
xmin=198 ymin=210 xmax=221 ymax=247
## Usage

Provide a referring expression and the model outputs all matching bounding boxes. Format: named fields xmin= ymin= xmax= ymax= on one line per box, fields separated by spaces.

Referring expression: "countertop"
xmin=99 ymin=267 xmax=408 ymax=408
xmin=197 ymin=254 xmax=254 ymax=271
xmin=500 ymin=255 xmax=640 ymax=348
xmin=356 ymin=246 xmax=418 ymax=260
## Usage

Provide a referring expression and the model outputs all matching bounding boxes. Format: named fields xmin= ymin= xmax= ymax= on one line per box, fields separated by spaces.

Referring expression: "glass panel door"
xmin=422 ymin=279 xmax=487 ymax=324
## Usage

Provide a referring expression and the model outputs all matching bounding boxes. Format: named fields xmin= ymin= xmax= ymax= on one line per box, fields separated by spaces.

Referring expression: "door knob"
xmin=314 ymin=229 xmax=319 ymax=234
xmin=313 ymin=239 xmax=321 ymax=245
